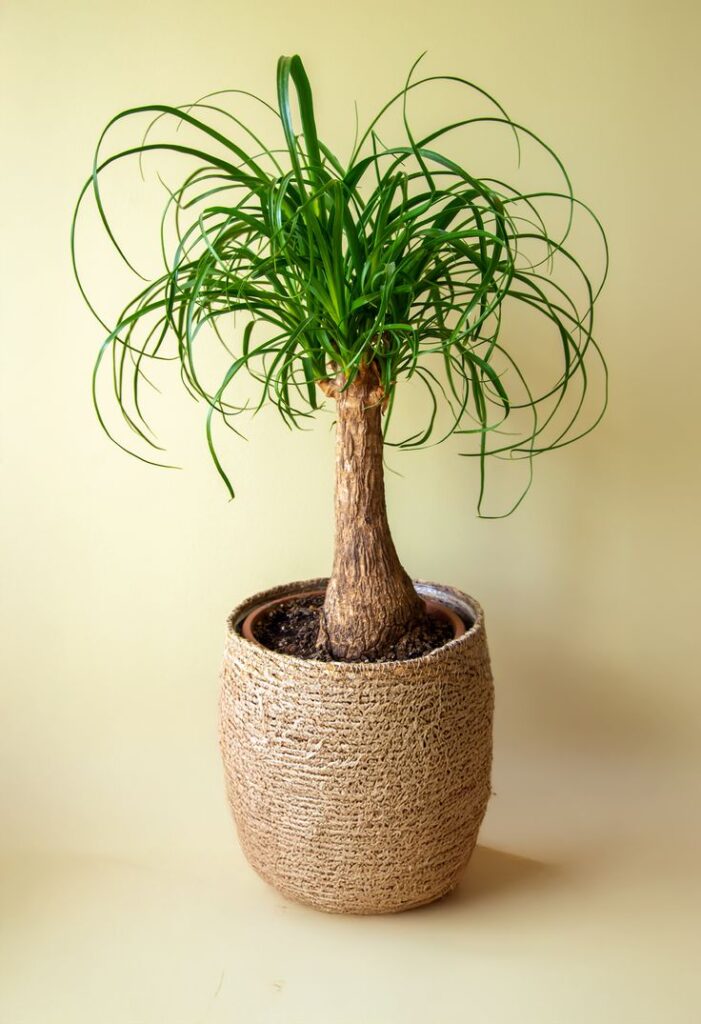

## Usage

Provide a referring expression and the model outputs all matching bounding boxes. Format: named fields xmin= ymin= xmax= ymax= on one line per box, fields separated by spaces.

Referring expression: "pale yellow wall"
xmin=2 ymin=4 xmax=701 ymax=1022
xmin=1 ymin=0 xmax=699 ymax=870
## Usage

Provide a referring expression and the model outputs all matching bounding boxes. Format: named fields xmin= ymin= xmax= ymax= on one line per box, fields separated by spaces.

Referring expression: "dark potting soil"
xmin=252 ymin=594 xmax=456 ymax=663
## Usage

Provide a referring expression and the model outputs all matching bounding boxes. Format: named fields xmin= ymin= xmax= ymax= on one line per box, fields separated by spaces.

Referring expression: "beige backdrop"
xmin=1 ymin=1 xmax=700 ymax=1021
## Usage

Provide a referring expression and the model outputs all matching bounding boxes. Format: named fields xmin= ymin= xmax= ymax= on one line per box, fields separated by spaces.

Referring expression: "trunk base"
xmin=321 ymin=362 xmax=425 ymax=660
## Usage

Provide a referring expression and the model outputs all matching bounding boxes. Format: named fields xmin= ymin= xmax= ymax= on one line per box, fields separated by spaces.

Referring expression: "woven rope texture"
xmin=219 ymin=579 xmax=494 ymax=914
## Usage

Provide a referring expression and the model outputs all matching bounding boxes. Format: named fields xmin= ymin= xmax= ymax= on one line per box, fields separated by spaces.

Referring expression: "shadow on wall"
xmin=491 ymin=616 xmax=683 ymax=758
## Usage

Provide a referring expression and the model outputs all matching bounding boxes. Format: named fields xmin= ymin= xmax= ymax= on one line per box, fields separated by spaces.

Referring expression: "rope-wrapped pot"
xmin=219 ymin=578 xmax=494 ymax=914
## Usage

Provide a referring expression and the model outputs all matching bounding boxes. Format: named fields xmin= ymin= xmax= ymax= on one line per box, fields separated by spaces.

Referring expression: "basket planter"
xmin=219 ymin=578 xmax=494 ymax=914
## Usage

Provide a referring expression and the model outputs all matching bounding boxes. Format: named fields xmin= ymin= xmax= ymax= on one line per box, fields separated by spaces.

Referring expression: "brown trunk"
xmin=318 ymin=362 xmax=425 ymax=660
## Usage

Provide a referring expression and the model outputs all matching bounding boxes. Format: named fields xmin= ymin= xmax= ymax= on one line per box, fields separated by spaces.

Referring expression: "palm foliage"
xmin=72 ymin=54 xmax=608 ymax=513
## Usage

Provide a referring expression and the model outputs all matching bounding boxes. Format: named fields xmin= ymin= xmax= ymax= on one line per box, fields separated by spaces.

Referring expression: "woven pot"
xmin=219 ymin=578 xmax=494 ymax=914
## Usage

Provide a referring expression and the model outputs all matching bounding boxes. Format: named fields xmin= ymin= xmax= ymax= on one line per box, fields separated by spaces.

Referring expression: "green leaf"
xmin=72 ymin=53 xmax=608 ymax=515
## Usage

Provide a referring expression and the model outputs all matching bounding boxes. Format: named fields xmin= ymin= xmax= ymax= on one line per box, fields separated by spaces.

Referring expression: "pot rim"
xmin=240 ymin=588 xmax=466 ymax=649
xmin=225 ymin=578 xmax=485 ymax=671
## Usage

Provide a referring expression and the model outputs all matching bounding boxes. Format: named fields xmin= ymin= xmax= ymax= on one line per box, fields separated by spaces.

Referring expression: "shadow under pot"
xmin=219 ymin=577 xmax=494 ymax=914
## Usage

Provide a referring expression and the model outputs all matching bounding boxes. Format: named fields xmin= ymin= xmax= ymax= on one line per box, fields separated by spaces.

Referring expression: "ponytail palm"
xmin=72 ymin=55 xmax=608 ymax=659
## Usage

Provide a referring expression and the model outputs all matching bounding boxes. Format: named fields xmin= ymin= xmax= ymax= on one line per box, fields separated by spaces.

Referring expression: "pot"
xmin=219 ymin=578 xmax=494 ymax=914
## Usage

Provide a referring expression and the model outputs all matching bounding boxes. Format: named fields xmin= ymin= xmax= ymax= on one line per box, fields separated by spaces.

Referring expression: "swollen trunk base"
xmin=219 ymin=578 xmax=494 ymax=914
xmin=321 ymin=362 xmax=425 ymax=660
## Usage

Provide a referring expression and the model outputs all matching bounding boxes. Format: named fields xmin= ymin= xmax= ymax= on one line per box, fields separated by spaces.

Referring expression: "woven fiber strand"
xmin=219 ymin=578 xmax=494 ymax=914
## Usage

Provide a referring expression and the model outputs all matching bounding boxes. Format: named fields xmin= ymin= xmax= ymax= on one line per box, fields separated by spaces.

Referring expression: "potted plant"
xmin=73 ymin=55 xmax=607 ymax=913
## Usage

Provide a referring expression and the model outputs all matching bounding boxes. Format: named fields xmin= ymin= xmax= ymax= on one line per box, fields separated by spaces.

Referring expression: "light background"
xmin=1 ymin=0 xmax=700 ymax=1021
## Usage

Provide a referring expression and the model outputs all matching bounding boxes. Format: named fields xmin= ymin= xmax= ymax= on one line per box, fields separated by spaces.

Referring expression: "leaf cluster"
xmin=72 ymin=55 xmax=608 ymax=512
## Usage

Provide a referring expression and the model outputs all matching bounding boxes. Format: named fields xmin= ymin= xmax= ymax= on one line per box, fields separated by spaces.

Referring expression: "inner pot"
xmin=239 ymin=587 xmax=468 ymax=651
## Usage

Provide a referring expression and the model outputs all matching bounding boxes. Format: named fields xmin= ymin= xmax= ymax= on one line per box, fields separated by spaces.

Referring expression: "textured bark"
xmin=318 ymin=362 xmax=425 ymax=660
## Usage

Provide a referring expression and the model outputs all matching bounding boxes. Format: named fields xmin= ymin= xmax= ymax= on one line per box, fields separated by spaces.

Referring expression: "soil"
xmin=251 ymin=594 xmax=457 ymax=663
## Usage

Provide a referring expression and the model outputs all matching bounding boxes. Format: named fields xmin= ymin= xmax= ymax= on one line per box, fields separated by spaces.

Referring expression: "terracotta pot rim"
xmin=229 ymin=579 xmax=483 ymax=669
xmin=241 ymin=587 xmax=466 ymax=652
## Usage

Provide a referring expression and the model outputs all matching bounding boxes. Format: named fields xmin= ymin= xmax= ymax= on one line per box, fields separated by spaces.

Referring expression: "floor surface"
xmin=2 ymin=748 xmax=699 ymax=1023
